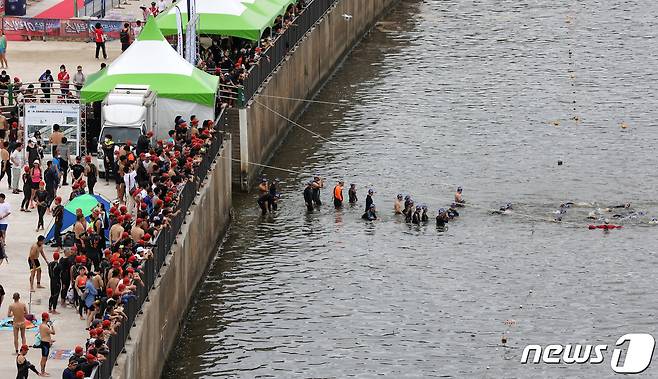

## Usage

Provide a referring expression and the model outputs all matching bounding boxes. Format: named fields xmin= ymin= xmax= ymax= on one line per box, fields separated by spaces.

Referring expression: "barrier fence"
xmin=242 ymin=0 xmax=338 ymax=103
xmin=88 ymin=109 xmax=228 ymax=379
xmin=0 ymin=16 xmax=133 ymax=41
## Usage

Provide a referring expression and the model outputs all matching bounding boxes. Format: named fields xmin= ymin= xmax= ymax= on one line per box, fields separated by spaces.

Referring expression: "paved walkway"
xmin=0 ymin=180 xmax=117 ymax=376
xmin=5 ymin=40 xmax=121 ymax=84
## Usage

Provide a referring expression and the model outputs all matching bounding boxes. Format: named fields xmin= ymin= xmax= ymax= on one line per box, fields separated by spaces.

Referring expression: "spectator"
xmin=133 ymin=20 xmax=143 ymax=39
xmin=0 ymin=141 xmax=9 ymax=187
xmin=9 ymin=142 xmax=22 ymax=194
xmin=0 ymin=69 xmax=9 ymax=106
xmin=157 ymin=0 xmax=166 ymax=13
xmin=29 ymin=160 xmax=41 ymax=208
xmin=85 ymin=155 xmax=98 ymax=195
xmin=149 ymin=1 xmax=159 ymax=17
xmin=94 ymin=23 xmax=107 ymax=60
xmin=140 ymin=6 xmax=149 ymax=22
xmin=38 ymin=69 xmax=53 ymax=101
xmin=0 ymin=31 xmax=7 ymax=69
xmin=0 ymin=192 xmax=10 ymax=241
xmin=58 ymin=64 xmax=70 ymax=97
xmin=58 ymin=136 xmax=71 ymax=185
xmin=20 ymin=166 xmax=31 ymax=212
xmin=50 ymin=123 xmax=64 ymax=155
xmin=120 ymin=23 xmax=131 ymax=52
xmin=73 ymin=66 xmax=85 ymax=92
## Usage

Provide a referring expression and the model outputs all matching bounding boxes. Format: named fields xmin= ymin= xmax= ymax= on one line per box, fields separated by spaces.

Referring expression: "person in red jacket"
xmin=93 ymin=23 xmax=107 ymax=60
xmin=57 ymin=64 xmax=70 ymax=97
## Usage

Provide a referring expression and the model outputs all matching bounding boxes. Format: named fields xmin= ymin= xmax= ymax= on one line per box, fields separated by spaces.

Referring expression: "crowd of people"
xmin=3 ymin=113 xmax=221 ymax=378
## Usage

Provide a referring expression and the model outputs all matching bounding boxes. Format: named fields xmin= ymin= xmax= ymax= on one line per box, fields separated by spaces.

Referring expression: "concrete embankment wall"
xmin=112 ymin=139 xmax=233 ymax=379
xmin=229 ymin=0 xmax=398 ymax=188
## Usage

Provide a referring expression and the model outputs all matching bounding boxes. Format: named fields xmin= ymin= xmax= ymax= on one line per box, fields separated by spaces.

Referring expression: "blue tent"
xmin=46 ymin=194 xmax=111 ymax=242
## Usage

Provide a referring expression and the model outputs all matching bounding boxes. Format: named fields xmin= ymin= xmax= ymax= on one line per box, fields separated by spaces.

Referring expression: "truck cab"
xmin=97 ymin=85 xmax=157 ymax=175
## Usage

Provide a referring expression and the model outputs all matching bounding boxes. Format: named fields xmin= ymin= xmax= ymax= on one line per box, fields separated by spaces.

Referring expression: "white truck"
xmin=97 ymin=85 xmax=159 ymax=175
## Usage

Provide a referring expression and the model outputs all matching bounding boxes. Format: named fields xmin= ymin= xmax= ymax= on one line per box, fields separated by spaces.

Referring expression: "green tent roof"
xmin=81 ymin=16 xmax=218 ymax=107
xmin=156 ymin=0 xmax=292 ymax=40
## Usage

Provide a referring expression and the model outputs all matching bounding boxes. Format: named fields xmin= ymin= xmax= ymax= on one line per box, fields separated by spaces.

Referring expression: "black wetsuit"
xmin=448 ymin=208 xmax=459 ymax=218
xmin=348 ymin=188 xmax=357 ymax=203
xmin=365 ymin=195 xmax=373 ymax=213
xmin=303 ymin=187 xmax=314 ymax=211
xmin=421 ymin=210 xmax=429 ymax=222
xmin=362 ymin=209 xmax=377 ymax=221
xmin=412 ymin=210 xmax=421 ymax=224
xmin=436 ymin=213 xmax=449 ymax=227
xmin=59 ymin=255 xmax=73 ymax=302
xmin=268 ymin=183 xmax=278 ymax=211
xmin=70 ymin=162 xmax=85 ymax=182
xmin=16 ymin=355 xmax=39 ymax=379
xmin=312 ymin=181 xmax=322 ymax=206
xmin=48 ymin=260 xmax=61 ymax=312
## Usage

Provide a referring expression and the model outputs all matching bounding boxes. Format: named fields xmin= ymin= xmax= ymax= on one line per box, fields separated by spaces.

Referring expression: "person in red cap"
xmin=62 ymin=356 xmax=79 ymax=379
xmin=16 ymin=344 xmax=39 ymax=378
xmin=38 ymin=312 xmax=55 ymax=376
xmin=47 ymin=251 xmax=61 ymax=314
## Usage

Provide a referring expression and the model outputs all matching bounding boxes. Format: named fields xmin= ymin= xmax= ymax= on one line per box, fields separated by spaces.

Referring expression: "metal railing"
xmin=0 ymin=80 xmax=83 ymax=106
xmin=87 ymin=109 xmax=229 ymax=379
xmin=243 ymin=0 xmax=338 ymax=103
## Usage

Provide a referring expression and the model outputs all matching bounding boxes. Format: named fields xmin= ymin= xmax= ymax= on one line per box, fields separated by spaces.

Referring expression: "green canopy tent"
xmin=81 ymin=16 xmax=219 ymax=107
xmin=156 ymin=0 xmax=273 ymax=41
xmin=242 ymin=0 xmax=289 ymax=25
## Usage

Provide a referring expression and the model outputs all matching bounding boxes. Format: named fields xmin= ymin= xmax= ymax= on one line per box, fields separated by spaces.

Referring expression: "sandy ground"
xmin=5 ymin=40 xmax=122 ymax=84
xmin=0 ymin=179 xmax=117 ymax=376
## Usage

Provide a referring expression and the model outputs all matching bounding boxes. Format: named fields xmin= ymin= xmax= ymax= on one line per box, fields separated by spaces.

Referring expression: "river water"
xmin=163 ymin=0 xmax=658 ymax=377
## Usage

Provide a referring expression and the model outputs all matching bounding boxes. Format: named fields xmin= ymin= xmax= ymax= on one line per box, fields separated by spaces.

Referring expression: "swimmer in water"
xmin=365 ymin=189 xmax=375 ymax=213
xmin=393 ymin=194 xmax=403 ymax=214
xmin=257 ymin=178 xmax=269 ymax=215
xmin=447 ymin=203 xmax=459 ymax=219
xmin=454 ymin=186 xmax=465 ymax=207
xmin=610 ymin=202 xmax=631 ymax=209
xmin=348 ymin=184 xmax=358 ymax=204
xmin=491 ymin=203 xmax=513 ymax=215
xmin=421 ymin=205 xmax=429 ymax=222
xmin=362 ymin=203 xmax=377 ymax=221
xmin=412 ymin=205 xmax=421 ymax=224
xmin=303 ymin=181 xmax=314 ymax=212
xmin=436 ymin=208 xmax=449 ymax=227
xmin=404 ymin=199 xmax=414 ymax=223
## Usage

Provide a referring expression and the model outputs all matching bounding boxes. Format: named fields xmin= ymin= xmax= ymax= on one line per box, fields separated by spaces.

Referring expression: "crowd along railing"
xmin=242 ymin=0 xmax=338 ymax=103
xmin=88 ymin=108 xmax=228 ymax=379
